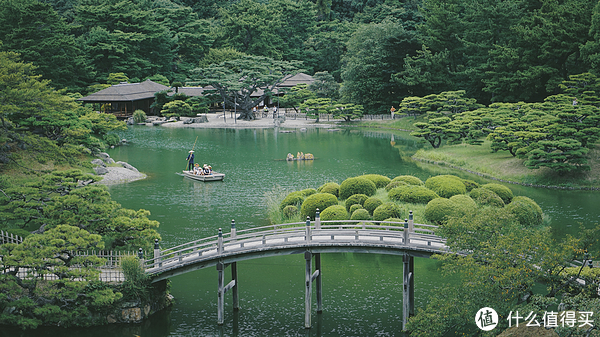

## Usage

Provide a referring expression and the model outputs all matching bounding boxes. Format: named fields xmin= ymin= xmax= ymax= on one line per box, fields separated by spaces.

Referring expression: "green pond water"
xmin=6 ymin=125 xmax=600 ymax=337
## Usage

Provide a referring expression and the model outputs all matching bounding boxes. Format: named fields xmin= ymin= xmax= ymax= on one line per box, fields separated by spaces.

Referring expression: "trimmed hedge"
xmin=363 ymin=197 xmax=383 ymax=215
xmin=482 ymin=183 xmax=513 ymax=204
xmin=388 ymin=185 xmax=439 ymax=204
xmin=339 ymin=177 xmax=377 ymax=200
xmin=350 ymin=208 xmax=371 ymax=221
xmin=385 ymin=180 xmax=409 ymax=191
xmin=425 ymin=175 xmax=466 ymax=198
xmin=449 ymin=194 xmax=477 ymax=217
xmin=424 ymin=198 xmax=456 ymax=224
xmin=300 ymin=193 xmax=338 ymax=220
xmin=349 ymin=203 xmax=364 ymax=214
xmin=280 ymin=191 xmax=304 ymax=210
xmin=373 ymin=202 xmax=403 ymax=221
xmin=317 ymin=182 xmax=340 ymax=197
xmin=345 ymin=194 xmax=369 ymax=212
xmin=461 ymin=179 xmax=480 ymax=192
xmin=391 ymin=175 xmax=423 ymax=186
xmin=506 ymin=196 xmax=543 ymax=227
xmin=469 ymin=188 xmax=505 ymax=207
xmin=320 ymin=205 xmax=349 ymax=221
xmin=301 ymin=188 xmax=318 ymax=197
xmin=282 ymin=205 xmax=299 ymax=219
xmin=359 ymin=174 xmax=392 ymax=189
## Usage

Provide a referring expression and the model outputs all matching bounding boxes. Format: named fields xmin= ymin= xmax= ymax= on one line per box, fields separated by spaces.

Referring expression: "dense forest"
xmin=2 ymin=0 xmax=600 ymax=114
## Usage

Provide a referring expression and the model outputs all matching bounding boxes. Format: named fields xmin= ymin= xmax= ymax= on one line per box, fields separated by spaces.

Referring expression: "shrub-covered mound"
xmin=469 ymin=188 xmax=505 ymax=207
xmin=425 ymin=175 xmax=466 ymax=198
xmin=349 ymin=203 xmax=364 ymax=214
xmin=460 ymin=179 xmax=480 ymax=192
xmin=363 ymin=197 xmax=383 ymax=215
xmin=280 ymin=191 xmax=304 ymax=210
xmin=359 ymin=174 xmax=391 ymax=189
xmin=300 ymin=193 xmax=338 ymax=220
xmin=339 ymin=177 xmax=376 ymax=200
xmin=506 ymin=196 xmax=543 ymax=227
xmin=301 ymin=188 xmax=317 ymax=197
xmin=351 ymin=208 xmax=371 ymax=221
xmin=482 ymin=183 xmax=513 ymax=204
xmin=373 ymin=202 xmax=403 ymax=221
xmin=391 ymin=175 xmax=423 ymax=186
xmin=282 ymin=205 xmax=299 ymax=218
xmin=449 ymin=194 xmax=477 ymax=217
xmin=317 ymin=182 xmax=340 ymax=197
xmin=388 ymin=185 xmax=439 ymax=204
xmin=424 ymin=198 xmax=456 ymax=224
xmin=385 ymin=180 xmax=409 ymax=191
xmin=320 ymin=205 xmax=348 ymax=221
xmin=345 ymin=194 xmax=369 ymax=212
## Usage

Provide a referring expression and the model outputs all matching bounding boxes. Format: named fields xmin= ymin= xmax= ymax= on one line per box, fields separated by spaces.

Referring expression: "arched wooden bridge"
xmin=141 ymin=211 xmax=448 ymax=330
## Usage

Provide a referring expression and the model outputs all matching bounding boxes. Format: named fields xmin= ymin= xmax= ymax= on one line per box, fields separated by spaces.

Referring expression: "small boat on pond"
xmin=181 ymin=170 xmax=225 ymax=182
xmin=286 ymin=152 xmax=314 ymax=161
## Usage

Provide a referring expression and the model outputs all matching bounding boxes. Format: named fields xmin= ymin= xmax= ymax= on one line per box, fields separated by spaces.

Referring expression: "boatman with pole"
xmin=186 ymin=150 xmax=195 ymax=171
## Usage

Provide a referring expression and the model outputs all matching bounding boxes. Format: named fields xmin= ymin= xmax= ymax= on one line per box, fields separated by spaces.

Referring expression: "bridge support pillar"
xmin=304 ymin=250 xmax=321 ymax=328
xmin=217 ymin=261 xmax=237 ymax=325
xmin=402 ymin=253 xmax=414 ymax=331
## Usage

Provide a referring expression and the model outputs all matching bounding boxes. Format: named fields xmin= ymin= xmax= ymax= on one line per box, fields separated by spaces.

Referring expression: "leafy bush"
xmin=469 ymin=188 xmax=505 ymax=207
xmin=460 ymin=179 xmax=480 ymax=192
xmin=349 ymin=203 xmax=364 ymax=214
xmin=345 ymin=194 xmax=369 ymax=212
xmin=339 ymin=177 xmax=376 ymax=200
xmin=301 ymin=188 xmax=318 ymax=196
xmin=300 ymin=193 xmax=338 ymax=220
xmin=391 ymin=175 xmax=423 ymax=186
xmin=449 ymin=194 xmax=477 ymax=217
xmin=320 ymin=205 xmax=348 ymax=221
xmin=385 ymin=180 xmax=409 ymax=191
xmin=121 ymin=255 xmax=151 ymax=301
xmin=280 ymin=191 xmax=304 ymax=210
xmin=425 ymin=175 xmax=466 ymax=198
xmin=133 ymin=109 xmax=147 ymax=123
xmin=373 ymin=202 xmax=403 ymax=221
xmin=103 ymin=133 xmax=120 ymax=147
xmin=358 ymin=174 xmax=391 ymax=188
xmin=363 ymin=197 xmax=383 ymax=215
xmin=282 ymin=205 xmax=299 ymax=219
xmin=506 ymin=196 xmax=543 ymax=227
xmin=317 ymin=182 xmax=340 ymax=197
xmin=424 ymin=198 xmax=456 ymax=224
xmin=482 ymin=183 xmax=514 ymax=204
xmin=388 ymin=185 xmax=439 ymax=204
xmin=351 ymin=208 xmax=371 ymax=220
xmin=160 ymin=100 xmax=192 ymax=117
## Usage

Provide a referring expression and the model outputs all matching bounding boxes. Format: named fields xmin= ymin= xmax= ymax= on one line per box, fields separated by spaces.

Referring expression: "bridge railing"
xmin=142 ymin=214 xmax=444 ymax=272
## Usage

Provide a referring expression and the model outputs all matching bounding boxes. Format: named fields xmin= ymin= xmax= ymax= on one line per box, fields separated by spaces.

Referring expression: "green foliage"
xmin=391 ymin=175 xmax=423 ymax=186
xmin=103 ymin=133 xmax=120 ymax=147
xmin=363 ymin=197 xmax=383 ymax=215
xmin=351 ymin=208 xmax=371 ymax=221
xmin=133 ymin=110 xmax=147 ymax=123
xmin=423 ymin=198 xmax=455 ymax=224
xmin=448 ymin=194 xmax=477 ymax=217
xmin=384 ymin=180 xmax=408 ymax=191
xmin=339 ymin=177 xmax=376 ymax=200
xmin=320 ymin=205 xmax=348 ymax=221
xmin=300 ymin=193 xmax=338 ymax=220
xmin=481 ymin=183 xmax=513 ymax=204
xmin=120 ymin=255 xmax=151 ymax=301
xmin=388 ymin=185 xmax=439 ymax=204
xmin=344 ymin=194 xmax=369 ymax=212
xmin=309 ymin=71 xmax=340 ymax=99
xmin=107 ymin=72 xmax=128 ymax=85
xmin=280 ymin=191 xmax=305 ymax=210
xmin=300 ymin=188 xmax=317 ymax=197
xmin=460 ymin=179 xmax=479 ymax=192
xmin=317 ymin=182 xmax=340 ymax=197
xmin=373 ymin=202 xmax=403 ymax=221
xmin=282 ymin=205 xmax=299 ymax=219
xmin=198 ymin=47 xmax=247 ymax=68
xmin=358 ymin=174 xmax=391 ymax=189
xmin=424 ymin=175 xmax=466 ymax=198
xmin=349 ymin=203 xmax=364 ymax=214
xmin=144 ymin=74 xmax=169 ymax=86
xmin=161 ymin=100 xmax=192 ymax=117
xmin=276 ymin=84 xmax=317 ymax=113
xmin=506 ymin=196 xmax=544 ymax=228
xmin=469 ymin=188 xmax=505 ymax=207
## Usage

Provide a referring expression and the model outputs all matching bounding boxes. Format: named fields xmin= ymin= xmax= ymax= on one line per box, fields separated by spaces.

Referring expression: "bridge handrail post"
xmin=305 ymin=216 xmax=311 ymax=242
xmin=315 ymin=209 xmax=321 ymax=230
xmin=218 ymin=228 xmax=223 ymax=255
xmin=138 ymin=248 xmax=144 ymax=269
xmin=153 ymin=239 xmax=162 ymax=268
xmin=403 ymin=219 xmax=409 ymax=244
xmin=230 ymin=220 xmax=236 ymax=239
xmin=408 ymin=211 xmax=414 ymax=232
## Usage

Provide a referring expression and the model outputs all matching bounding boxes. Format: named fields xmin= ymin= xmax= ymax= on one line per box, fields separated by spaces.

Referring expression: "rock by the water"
xmin=91 ymin=159 xmax=106 ymax=167
xmin=117 ymin=161 xmax=139 ymax=172
xmin=94 ymin=166 xmax=109 ymax=175
xmin=97 ymin=152 xmax=110 ymax=160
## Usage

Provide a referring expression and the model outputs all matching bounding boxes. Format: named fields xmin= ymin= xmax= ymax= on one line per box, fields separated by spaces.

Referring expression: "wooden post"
xmin=154 ymin=239 xmax=161 ymax=268
xmin=304 ymin=250 xmax=312 ymax=328
xmin=408 ymin=211 xmax=414 ymax=232
xmin=230 ymin=220 xmax=236 ymax=239
xmin=403 ymin=219 xmax=409 ymax=245
xmin=305 ymin=216 xmax=311 ymax=242
xmin=402 ymin=253 xmax=414 ymax=331
xmin=218 ymin=228 xmax=223 ymax=255
xmin=232 ymin=262 xmax=239 ymax=310
xmin=409 ymin=254 xmax=415 ymax=316
xmin=217 ymin=262 xmax=225 ymax=325
xmin=315 ymin=253 xmax=322 ymax=313
xmin=315 ymin=209 xmax=321 ymax=230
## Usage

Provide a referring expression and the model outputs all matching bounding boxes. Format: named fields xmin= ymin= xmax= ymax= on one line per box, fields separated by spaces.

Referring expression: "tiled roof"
xmin=78 ymin=80 xmax=169 ymax=102
xmin=279 ymin=73 xmax=315 ymax=87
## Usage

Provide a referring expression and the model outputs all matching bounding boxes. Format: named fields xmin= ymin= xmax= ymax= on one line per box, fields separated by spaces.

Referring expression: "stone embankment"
xmin=91 ymin=152 xmax=146 ymax=185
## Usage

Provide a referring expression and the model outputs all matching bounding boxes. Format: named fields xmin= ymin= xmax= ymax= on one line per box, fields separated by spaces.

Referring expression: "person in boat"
xmin=193 ymin=163 xmax=201 ymax=175
xmin=287 ymin=153 xmax=294 ymax=161
xmin=203 ymin=164 xmax=211 ymax=175
xmin=186 ymin=150 xmax=195 ymax=171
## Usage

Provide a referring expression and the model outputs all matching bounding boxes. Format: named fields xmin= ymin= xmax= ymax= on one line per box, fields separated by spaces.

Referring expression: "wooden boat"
xmin=182 ymin=170 xmax=225 ymax=182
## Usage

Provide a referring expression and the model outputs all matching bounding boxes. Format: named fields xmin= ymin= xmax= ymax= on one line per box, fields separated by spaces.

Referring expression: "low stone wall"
xmin=106 ymin=280 xmax=173 ymax=324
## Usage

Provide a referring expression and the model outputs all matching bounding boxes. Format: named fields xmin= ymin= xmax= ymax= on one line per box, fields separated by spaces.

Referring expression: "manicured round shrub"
xmin=345 ymin=194 xmax=369 ymax=212
xmin=482 ymin=183 xmax=513 ymax=204
xmin=363 ymin=197 xmax=383 ymax=215
xmin=317 ymin=182 xmax=340 ymax=197
xmin=301 ymin=188 xmax=317 ymax=197
xmin=351 ymin=208 xmax=371 ymax=221
xmin=320 ymin=205 xmax=349 ymax=221
xmin=282 ymin=205 xmax=299 ymax=219
xmin=359 ymin=174 xmax=392 ymax=189
xmin=300 ymin=193 xmax=338 ymax=220
xmin=339 ymin=177 xmax=377 ymax=200
xmin=449 ymin=194 xmax=477 ymax=216
xmin=506 ymin=196 xmax=543 ymax=227
xmin=385 ymin=180 xmax=409 ymax=191
xmin=280 ymin=191 xmax=304 ymax=210
xmin=424 ymin=198 xmax=456 ymax=224
xmin=461 ymin=179 xmax=480 ymax=192
xmin=133 ymin=109 xmax=147 ymax=123
xmin=425 ymin=175 xmax=467 ymax=198
xmin=349 ymin=203 xmax=364 ymax=214
xmin=391 ymin=175 xmax=423 ymax=186
xmin=469 ymin=188 xmax=505 ymax=207
xmin=389 ymin=185 xmax=439 ymax=204
xmin=373 ymin=202 xmax=403 ymax=221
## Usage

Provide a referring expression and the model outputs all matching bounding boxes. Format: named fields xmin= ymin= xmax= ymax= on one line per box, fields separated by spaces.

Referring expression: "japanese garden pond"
xmin=9 ymin=125 xmax=600 ymax=337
